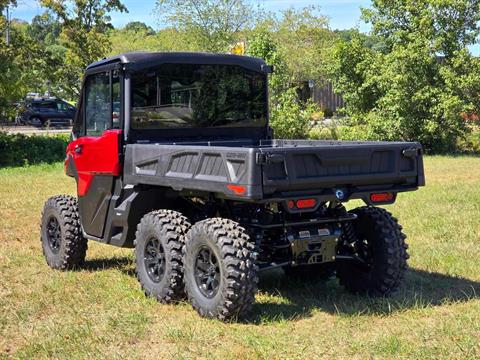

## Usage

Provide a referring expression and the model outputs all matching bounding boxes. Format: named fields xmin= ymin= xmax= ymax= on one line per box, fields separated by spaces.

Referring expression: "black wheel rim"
xmin=194 ymin=246 xmax=220 ymax=299
xmin=46 ymin=216 xmax=61 ymax=254
xmin=351 ymin=233 xmax=374 ymax=270
xmin=144 ymin=237 xmax=166 ymax=283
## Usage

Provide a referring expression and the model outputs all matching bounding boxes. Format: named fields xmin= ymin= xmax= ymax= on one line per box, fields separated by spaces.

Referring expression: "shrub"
xmin=0 ymin=132 xmax=69 ymax=167
xmin=457 ymin=125 xmax=480 ymax=154
xmin=308 ymin=125 xmax=338 ymax=140
xmin=270 ymin=88 xmax=314 ymax=139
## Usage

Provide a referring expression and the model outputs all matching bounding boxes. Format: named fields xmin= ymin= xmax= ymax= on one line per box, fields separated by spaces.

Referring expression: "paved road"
xmin=0 ymin=125 xmax=72 ymax=135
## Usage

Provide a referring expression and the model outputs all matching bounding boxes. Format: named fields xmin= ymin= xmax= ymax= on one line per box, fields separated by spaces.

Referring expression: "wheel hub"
xmin=46 ymin=216 xmax=61 ymax=253
xmin=194 ymin=246 xmax=220 ymax=299
xmin=144 ymin=238 xmax=166 ymax=283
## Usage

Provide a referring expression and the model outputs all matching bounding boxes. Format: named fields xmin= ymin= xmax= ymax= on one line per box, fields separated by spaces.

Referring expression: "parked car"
xmin=16 ymin=98 xmax=76 ymax=127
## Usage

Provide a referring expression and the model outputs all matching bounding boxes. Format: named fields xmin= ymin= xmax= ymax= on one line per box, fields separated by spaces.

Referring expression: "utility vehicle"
xmin=40 ymin=52 xmax=425 ymax=320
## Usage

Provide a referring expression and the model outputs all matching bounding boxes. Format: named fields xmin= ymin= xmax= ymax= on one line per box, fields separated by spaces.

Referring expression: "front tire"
xmin=40 ymin=195 xmax=88 ymax=269
xmin=183 ymin=218 xmax=258 ymax=320
xmin=336 ymin=206 xmax=408 ymax=296
xmin=134 ymin=210 xmax=191 ymax=303
xmin=30 ymin=116 xmax=43 ymax=127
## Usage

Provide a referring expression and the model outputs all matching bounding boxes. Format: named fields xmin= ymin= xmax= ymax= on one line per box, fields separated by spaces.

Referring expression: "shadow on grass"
xmin=82 ymin=256 xmax=133 ymax=273
xmin=79 ymin=256 xmax=479 ymax=324
xmin=246 ymin=268 xmax=480 ymax=324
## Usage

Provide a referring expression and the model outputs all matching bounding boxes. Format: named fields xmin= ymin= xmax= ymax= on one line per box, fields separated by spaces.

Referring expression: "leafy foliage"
xmin=155 ymin=0 xmax=255 ymax=52
xmin=40 ymin=0 xmax=127 ymax=98
xmin=326 ymin=0 xmax=480 ymax=153
xmin=0 ymin=19 xmax=55 ymax=118
xmin=0 ymin=132 xmax=69 ymax=167
xmin=28 ymin=12 xmax=62 ymax=45
xmin=123 ymin=21 xmax=155 ymax=35
xmin=0 ymin=0 xmax=16 ymax=11
xmin=246 ymin=9 xmax=331 ymax=139
xmin=269 ymin=89 xmax=319 ymax=139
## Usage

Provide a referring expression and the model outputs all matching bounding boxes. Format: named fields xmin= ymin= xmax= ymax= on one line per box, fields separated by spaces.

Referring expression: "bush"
xmin=270 ymin=89 xmax=322 ymax=139
xmin=308 ymin=125 xmax=338 ymax=140
xmin=0 ymin=132 xmax=69 ymax=167
xmin=457 ymin=125 xmax=480 ymax=154
xmin=325 ymin=32 xmax=478 ymax=153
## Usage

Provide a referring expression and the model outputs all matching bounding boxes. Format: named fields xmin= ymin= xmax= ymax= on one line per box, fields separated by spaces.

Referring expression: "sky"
xmin=9 ymin=0 xmax=371 ymax=31
xmin=8 ymin=0 xmax=480 ymax=55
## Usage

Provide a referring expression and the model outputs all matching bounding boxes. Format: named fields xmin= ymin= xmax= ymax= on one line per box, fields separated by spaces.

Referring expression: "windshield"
xmin=131 ymin=64 xmax=267 ymax=129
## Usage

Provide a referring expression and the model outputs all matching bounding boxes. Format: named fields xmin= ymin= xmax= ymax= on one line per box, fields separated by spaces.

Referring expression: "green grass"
xmin=1 ymin=157 xmax=479 ymax=359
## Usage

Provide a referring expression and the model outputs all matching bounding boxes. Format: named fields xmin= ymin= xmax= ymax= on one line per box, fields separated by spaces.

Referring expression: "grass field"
xmin=0 ymin=156 xmax=479 ymax=359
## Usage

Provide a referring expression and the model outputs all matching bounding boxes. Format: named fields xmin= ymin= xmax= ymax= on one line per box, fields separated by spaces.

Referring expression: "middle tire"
xmin=134 ymin=210 xmax=191 ymax=303
xmin=183 ymin=218 xmax=258 ymax=320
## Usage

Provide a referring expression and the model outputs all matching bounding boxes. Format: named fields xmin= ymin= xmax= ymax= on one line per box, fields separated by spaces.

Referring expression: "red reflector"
xmin=227 ymin=184 xmax=246 ymax=195
xmin=296 ymin=198 xmax=317 ymax=209
xmin=370 ymin=192 xmax=394 ymax=203
xmin=287 ymin=200 xmax=295 ymax=209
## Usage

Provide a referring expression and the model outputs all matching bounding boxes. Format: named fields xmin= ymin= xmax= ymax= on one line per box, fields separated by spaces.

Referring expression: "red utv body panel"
xmin=65 ymin=129 xmax=122 ymax=196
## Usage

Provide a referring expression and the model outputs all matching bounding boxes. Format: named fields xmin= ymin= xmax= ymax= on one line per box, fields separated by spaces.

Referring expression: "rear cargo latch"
xmin=256 ymin=153 xmax=285 ymax=165
xmin=402 ymin=147 xmax=420 ymax=158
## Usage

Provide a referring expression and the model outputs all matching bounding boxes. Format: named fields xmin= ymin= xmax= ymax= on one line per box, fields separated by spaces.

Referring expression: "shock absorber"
xmin=341 ymin=220 xmax=359 ymax=247
xmin=331 ymin=202 xmax=359 ymax=249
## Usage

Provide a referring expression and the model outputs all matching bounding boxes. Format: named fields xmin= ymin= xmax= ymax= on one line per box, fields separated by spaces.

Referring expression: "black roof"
xmin=86 ymin=51 xmax=269 ymax=73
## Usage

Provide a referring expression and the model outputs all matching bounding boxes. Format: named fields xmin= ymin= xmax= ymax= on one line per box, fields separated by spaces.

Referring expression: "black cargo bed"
xmin=258 ymin=140 xmax=424 ymax=195
xmin=123 ymin=139 xmax=424 ymax=201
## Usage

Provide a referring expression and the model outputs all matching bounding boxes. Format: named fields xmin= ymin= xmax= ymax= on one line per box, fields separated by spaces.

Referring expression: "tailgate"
xmin=259 ymin=141 xmax=424 ymax=195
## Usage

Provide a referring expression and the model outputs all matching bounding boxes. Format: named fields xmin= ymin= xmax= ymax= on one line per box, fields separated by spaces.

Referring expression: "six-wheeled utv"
xmin=40 ymin=52 xmax=425 ymax=320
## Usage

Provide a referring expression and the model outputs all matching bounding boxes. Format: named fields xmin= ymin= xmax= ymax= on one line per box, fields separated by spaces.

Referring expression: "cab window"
xmin=112 ymin=71 xmax=121 ymax=129
xmin=85 ymin=72 xmax=111 ymax=136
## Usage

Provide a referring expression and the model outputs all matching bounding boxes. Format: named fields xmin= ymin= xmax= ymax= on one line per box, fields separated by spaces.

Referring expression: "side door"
xmin=66 ymin=70 xmax=122 ymax=238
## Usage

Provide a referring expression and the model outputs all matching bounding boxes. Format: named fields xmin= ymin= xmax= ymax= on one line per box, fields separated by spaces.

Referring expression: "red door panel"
xmin=66 ymin=129 xmax=122 ymax=196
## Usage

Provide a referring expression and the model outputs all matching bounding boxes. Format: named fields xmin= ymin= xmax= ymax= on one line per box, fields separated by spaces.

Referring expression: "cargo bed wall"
xmin=259 ymin=140 xmax=424 ymax=195
xmin=123 ymin=144 xmax=263 ymax=199
xmin=123 ymin=140 xmax=424 ymax=202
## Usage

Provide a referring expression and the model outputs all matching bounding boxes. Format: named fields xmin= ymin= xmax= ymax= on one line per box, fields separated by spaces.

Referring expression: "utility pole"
xmin=5 ymin=5 xmax=10 ymax=46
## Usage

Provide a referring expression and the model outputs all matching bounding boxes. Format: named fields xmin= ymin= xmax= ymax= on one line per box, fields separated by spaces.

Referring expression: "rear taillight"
xmin=288 ymin=198 xmax=317 ymax=210
xmin=370 ymin=192 xmax=395 ymax=203
xmin=227 ymin=184 xmax=246 ymax=195
xmin=296 ymin=198 xmax=317 ymax=209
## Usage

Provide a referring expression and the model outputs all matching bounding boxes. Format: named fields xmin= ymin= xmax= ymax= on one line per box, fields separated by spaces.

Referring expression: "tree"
xmin=362 ymin=0 xmax=480 ymax=57
xmin=334 ymin=29 xmax=387 ymax=53
xmin=327 ymin=0 xmax=480 ymax=152
xmin=0 ymin=0 xmax=16 ymax=12
xmin=155 ymin=0 xmax=256 ymax=52
xmin=28 ymin=11 xmax=62 ymax=45
xmin=40 ymin=0 xmax=127 ymax=97
xmin=246 ymin=7 xmax=331 ymax=138
xmin=1 ymin=2 xmax=51 ymax=119
xmin=124 ymin=21 xmax=155 ymax=35
xmin=272 ymin=7 xmax=333 ymax=87
xmin=247 ymin=29 xmax=289 ymax=102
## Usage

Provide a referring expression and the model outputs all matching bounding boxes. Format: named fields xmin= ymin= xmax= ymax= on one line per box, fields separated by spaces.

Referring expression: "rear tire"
xmin=134 ymin=210 xmax=191 ymax=303
xmin=40 ymin=195 xmax=88 ymax=269
xmin=336 ymin=206 xmax=408 ymax=296
xmin=183 ymin=218 xmax=258 ymax=320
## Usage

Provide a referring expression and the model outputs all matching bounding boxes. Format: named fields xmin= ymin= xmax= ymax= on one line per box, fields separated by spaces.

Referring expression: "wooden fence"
xmin=311 ymin=81 xmax=345 ymax=114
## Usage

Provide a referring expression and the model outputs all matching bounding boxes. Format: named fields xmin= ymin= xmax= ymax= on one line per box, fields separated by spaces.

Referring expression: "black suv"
xmin=16 ymin=98 xmax=76 ymax=127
